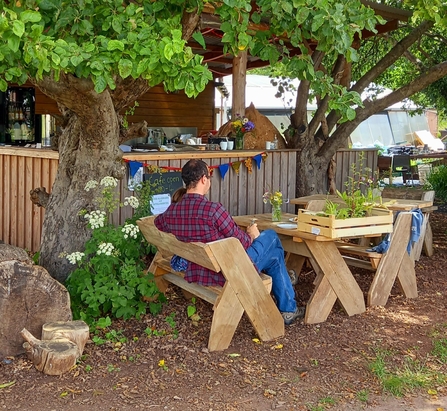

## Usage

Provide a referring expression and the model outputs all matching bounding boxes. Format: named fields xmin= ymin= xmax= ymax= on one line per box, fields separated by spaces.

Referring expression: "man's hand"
xmin=247 ymin=223 xmax=260 ymax=241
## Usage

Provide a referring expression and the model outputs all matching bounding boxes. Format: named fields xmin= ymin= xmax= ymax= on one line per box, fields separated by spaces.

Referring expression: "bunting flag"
xmin=253 ymin=153 xmax=263 ymax=169
xmin=231 ymin=161 xmax=242 ymax=174
xmin=123 ymin=151 xmax=268 ymax=180
xmin=218 ymin=163 xmax=229 ymax=180
xmin=244 ymin=158 xmax=253 ymax=174
xmin=129 ymin=161 xmax=143 ymax=177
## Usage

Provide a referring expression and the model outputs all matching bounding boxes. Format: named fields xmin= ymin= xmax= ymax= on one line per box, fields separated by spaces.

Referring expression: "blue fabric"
xmin=367 ymin=209 xmax=424 ymax=255
xmin=246 ymin=229 xmax=297 ymax=313
xmin=170 ymin=255 xmax=188 ymax=272
xmin=407 ymin=208 xmax=423 ymax=254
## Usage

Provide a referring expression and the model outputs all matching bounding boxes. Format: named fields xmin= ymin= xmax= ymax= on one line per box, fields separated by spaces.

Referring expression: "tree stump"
xmin=0 ymin=244 xmax=32 ymax=264
xmin=21 ymin=328 xmax=79 ymax=376
xmin=0 ymin=261 xmax=72 ymax=357
xmin=42 ymin=320 xmax=90 ymax=354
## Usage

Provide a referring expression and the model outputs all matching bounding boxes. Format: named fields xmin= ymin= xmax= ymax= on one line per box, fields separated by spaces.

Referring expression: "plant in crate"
xmin=65 ymin=176 xmax=165 ymax=325
xmin=328 ymin=153 xmax=384 ymax=218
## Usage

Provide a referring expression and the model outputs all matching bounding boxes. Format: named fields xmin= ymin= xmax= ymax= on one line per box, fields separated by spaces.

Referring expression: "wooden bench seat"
xmin=137 ymin=216 xmax=284 ymax=352
xmin=152 ymin=256 xmax=273 ymax=304
xmin=334 ymin=212 xmax=417 ymax=306
xmin=335 ymin=242 xmax=383 ymax=270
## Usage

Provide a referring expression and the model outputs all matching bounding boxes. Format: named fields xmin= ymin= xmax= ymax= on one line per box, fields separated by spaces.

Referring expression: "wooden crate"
xmin=297 ymin=208 xmax=393 ymax=239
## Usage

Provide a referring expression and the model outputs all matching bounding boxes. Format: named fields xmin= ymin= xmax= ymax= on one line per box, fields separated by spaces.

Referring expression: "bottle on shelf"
xmin=272 ymin=135 xmax=278 ymax=149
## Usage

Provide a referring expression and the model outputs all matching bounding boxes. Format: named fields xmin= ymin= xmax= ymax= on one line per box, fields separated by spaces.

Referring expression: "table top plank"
xmin=233 ymin=213 xmax=334 ymax=241
xmin=289 ymin=194 xmax=433 ymax=211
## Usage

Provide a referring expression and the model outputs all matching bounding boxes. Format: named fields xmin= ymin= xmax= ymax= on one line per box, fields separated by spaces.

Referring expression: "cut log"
xmin=0 ymin=261 xmax=72 ymax=357
xmin=42 ymin=320 xmax=90 ymax=354
xmin=21 ymin=328 xmax=79 ymax=376
xmin=0 ymin=244 xmax=32 ymax=264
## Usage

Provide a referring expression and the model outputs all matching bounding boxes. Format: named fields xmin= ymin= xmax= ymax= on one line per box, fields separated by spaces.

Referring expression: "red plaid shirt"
xmin=154 ymin=193 xmax=251 ymax=286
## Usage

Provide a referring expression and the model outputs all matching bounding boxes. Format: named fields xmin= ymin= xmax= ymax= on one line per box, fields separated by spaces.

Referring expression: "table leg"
xmin=368 ymin=213 xmax=412 ymax=306
xmin=397 ymin=253 xmax=418 ymax=298
xmin=304 ymin=240 xmax=366 ymax=318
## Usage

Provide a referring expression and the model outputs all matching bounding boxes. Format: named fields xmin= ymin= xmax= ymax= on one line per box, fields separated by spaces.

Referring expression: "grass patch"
xmin=369 ymin=341 xmax=447 ymax=397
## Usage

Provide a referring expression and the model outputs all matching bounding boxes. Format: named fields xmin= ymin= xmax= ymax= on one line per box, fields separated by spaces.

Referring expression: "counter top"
xmin=0 ymin=146 xmax=293 ymax=161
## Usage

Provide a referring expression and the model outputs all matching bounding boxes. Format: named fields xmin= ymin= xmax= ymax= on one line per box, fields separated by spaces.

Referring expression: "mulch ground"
xmin=1 ymin=213 xmax=447 ymax=411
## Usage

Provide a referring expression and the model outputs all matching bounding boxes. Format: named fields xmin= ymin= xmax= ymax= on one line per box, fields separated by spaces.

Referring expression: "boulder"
xmin=218 ymin=103 xmax=287 ymax=150
xmin=0 ymin=261 xmax=72 ymax=357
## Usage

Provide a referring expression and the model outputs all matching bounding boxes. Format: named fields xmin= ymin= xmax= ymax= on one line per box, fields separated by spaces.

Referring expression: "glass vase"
xmin=235 ymin=131 xmax=244 ymax=150
xmin=271 ymin=203 xmax=282 ymax=222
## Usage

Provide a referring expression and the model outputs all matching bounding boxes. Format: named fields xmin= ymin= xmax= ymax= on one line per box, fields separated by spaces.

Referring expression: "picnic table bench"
xmin=137 ymin=216 xmax=284 ymax=352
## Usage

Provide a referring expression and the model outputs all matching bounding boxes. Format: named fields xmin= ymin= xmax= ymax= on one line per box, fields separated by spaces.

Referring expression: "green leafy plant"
xmin=425 ymin=165 xmax=447 ymax=202
xmin=187 ymin=297 xmax=201 ymax=325
xmin=122 ymin=101 xmax=139 ymax=129
xmin=324 ymin=152 xmax=383 ymax=219
xmin=65 ymin=177 xmax=165 ymax=325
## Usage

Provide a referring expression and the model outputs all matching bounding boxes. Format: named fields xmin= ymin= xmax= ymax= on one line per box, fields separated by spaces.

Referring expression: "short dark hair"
xmin=182 ymin=159 xmax=209 ymax=189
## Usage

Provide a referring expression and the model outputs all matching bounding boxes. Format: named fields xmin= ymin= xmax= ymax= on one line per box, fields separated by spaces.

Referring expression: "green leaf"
xmin=70 ymin=55 xmax=83 ymax=67
xmin=118 ymin=59 xmax=132 ymax=78
xmin=163 ymin=43 xmax=174 ymax=60
xmin=94 ymin=75 xmax=108 ymax=93
xmin=20 ymin=10 xmax=41 ymax=24
xmin=12 ymin=20 xmax=25 ymax=38
xmin=0 ymin=78 xmax=7 ymax=92
xmin=107 ymin=40 xmax=124 ymax=52
xmin=346 ymin=107 xmax=356 ymax=121
xmin=192 ymin=32 xmax=206 ymax=49
xmin=7 ymin=36 xmax=20 ymax=53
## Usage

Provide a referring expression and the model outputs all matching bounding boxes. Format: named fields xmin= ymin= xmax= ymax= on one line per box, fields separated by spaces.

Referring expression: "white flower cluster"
xmin=123 ymin=196 xmax=139 ymax=209
xmin=66 ymin=251 xmax=85 ymax=264
xmin=97 ymin=242 xmax=115 ymax=256
xmin=100 ymin=176 xmax=118 ymax=187
xmin=84 ymin=180 xmax=99 ymax=192
xmin=122 ymin=223 xmax=140 ymax=239
xmin=84 ymin=210 xmax=106 ymax=229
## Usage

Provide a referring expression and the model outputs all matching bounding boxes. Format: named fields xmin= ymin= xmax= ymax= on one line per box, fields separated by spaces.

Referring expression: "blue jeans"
xmin=246 ymin=229 xmax=297 ymax=313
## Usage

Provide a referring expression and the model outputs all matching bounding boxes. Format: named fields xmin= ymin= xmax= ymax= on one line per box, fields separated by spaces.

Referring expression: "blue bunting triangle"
xmin=218 ymin=163 xmax=229 ymax=180
xmin=253 ymin=154 xmax=263 ymax=170
xmin=129 ymin=161 xmax=143 ymax=177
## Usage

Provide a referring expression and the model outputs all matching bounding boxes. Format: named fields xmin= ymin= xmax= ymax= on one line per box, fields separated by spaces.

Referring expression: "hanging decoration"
xmin=231 ymin=161 xmax=242 ymax=174
xmin=218 ymin=163 xmax=230 ymax=180
xmin=244 ymin=158 xmax=253 ymax=174
xmin=124 ymin=152 xmax=268 ymax=181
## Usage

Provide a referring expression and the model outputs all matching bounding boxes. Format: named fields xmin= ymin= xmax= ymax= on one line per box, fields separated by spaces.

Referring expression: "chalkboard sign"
xmin=143 ymin=172 xmax=183 ymax=196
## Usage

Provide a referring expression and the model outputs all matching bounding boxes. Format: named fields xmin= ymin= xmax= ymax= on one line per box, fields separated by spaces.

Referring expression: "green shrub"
xmin=65 ymin=177 xmax=165 ymax=325
xmin=425 ymin=165 xmax=447 ymax=202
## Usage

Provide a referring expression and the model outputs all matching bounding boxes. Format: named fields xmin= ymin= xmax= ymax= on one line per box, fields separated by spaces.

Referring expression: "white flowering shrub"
xmin=66 ymin=177 xmax=164 ymax=325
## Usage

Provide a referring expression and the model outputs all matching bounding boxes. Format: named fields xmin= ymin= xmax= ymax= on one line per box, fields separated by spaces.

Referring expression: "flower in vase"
xmin=231 ymin=115 xmax=255 ymax=135
xmin=263 ymin=189 xmax=283 ymax=207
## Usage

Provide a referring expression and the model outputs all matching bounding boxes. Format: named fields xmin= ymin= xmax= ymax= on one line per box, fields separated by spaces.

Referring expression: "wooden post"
xmin=232 ymin=50 xmax=247 ymax=117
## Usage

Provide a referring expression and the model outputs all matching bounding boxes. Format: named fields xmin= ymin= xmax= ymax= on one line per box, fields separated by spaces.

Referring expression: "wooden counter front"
xmin=0 ymin=147 xmax=298 ymax=251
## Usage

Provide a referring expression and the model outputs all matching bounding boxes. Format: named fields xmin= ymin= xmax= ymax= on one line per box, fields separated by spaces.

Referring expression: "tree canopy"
xmin=1 ymin=0 xmax=447 ymax=281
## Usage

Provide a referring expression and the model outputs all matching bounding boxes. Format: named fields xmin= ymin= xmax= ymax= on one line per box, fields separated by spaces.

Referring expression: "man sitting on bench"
xmin=154 ymin=159 xmax=305 ymax=325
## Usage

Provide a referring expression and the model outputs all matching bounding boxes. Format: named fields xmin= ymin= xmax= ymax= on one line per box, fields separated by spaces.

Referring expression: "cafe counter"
xmin=0 ymin=146 xmax=298 ymax=251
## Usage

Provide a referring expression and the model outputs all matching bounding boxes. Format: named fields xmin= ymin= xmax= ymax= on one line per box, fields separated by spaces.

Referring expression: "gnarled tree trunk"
xmin=33 ymin=74 xmax=149 ymax=283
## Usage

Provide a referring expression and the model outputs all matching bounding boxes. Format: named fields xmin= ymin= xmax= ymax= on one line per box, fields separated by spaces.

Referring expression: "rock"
xmin=0 ymin=244 xmax=32 ymax=264
xmin=0 ymin=261 xmax=72 ymax=357
xmin=217 ymin=103 xmax=287 ymax=150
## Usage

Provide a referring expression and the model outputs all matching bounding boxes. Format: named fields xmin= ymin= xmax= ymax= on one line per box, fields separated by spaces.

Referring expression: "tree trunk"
xmin=295 ymin=147 xmax=332 ymax=197
xmin=35 ymin=75 xmax=128 ymax=283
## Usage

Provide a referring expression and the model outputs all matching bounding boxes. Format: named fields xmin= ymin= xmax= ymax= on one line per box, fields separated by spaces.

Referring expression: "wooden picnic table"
xmin=234 ymin=212 xmax=417 ymax=324
xmin=289 ymin=194 xmax=435 ymax=259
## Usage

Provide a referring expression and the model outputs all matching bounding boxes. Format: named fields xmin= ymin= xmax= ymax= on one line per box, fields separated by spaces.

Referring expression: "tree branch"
xmin=352 ymin=20 xmax=434 ymax=94
xmin=326 ymin=60 xmax=447 ymax=154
